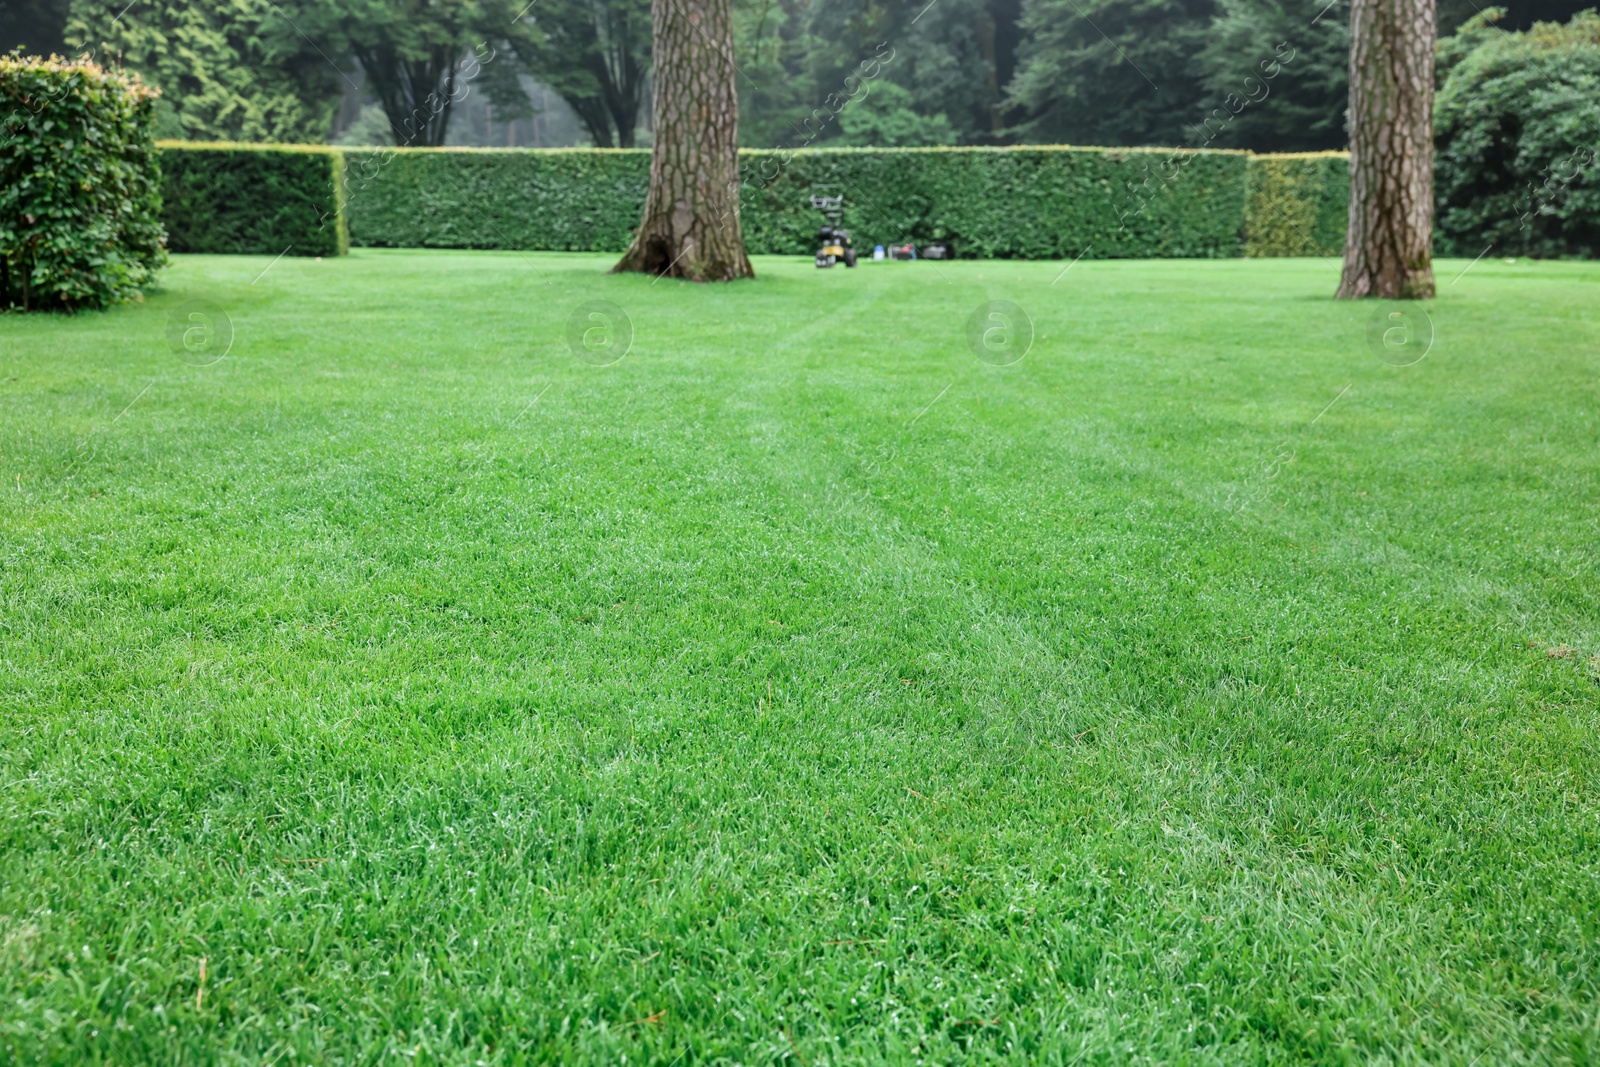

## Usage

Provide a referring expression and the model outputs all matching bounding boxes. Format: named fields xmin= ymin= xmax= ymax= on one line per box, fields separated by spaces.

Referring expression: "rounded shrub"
xmin=1435 ymin=9 xmax=1600 ymax=259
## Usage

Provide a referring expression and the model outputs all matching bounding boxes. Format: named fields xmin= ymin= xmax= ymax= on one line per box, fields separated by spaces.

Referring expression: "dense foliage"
xmin=45 ymin=0 xmax=1600 ymax=162
xmin=1007 ymin=0 xmax=1217 ymax=148
xmin=835 ymin=81 xmax=959 ymax=147
xmin=335 ymin=144 xmax=1251 ymax=257
xmin=1195 ymin=0 xmax=1350 ymax=151
xmin=964 ymin=0 xmax=1587 ymax=151
xmin=0 ymin=53 xmax=166 ymax=311
xmin=65 ymin=0 xmax=529 ymax=147
xmin=343 ymin=147 xmax=649 ymax=251
xmin=1435 ymin=8 xmax=1600 ymax=258
xmin=490 ymin=0 xmax=1387 ymax=156
xmin=65 ymin=0 xmax=344 ymax=143
xmin=734 ymin=0 xmax=1021 ymax=149
xmin=514 ymin=0 xmax=1594 ymax=153
xmin=159 ymin=143 xmax=348 ymax=256
xmin=739 ymin=146 xmax=1250 ymax=257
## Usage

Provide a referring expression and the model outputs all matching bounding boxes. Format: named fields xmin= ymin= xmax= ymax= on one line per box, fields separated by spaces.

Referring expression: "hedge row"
xmin=155 ymin=143 xmax=1357 ymax=260
xmin=340 ymin=146 xmax=1254 ymax=259
xmin=342 ymin=147 xmax=647 ymax=254
xmin=157 ymin=142 xmax=347 ymax=257
xmin=742 ymin=147 xmax=1253 ymax=259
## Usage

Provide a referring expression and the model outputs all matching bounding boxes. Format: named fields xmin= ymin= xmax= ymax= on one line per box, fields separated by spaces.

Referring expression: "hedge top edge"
xmin=156 ymin=139 xmax=345 ymax=154
xmin=0 ymin=51 xmax=158 ymax=98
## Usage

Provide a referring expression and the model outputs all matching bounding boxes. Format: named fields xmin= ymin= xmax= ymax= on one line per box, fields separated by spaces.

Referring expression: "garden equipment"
xmin=810 ymin=195 xmax=858 ymax=268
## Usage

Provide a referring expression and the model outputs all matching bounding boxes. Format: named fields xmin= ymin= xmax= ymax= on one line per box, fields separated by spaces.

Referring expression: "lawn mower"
xmin=810 ymin=195 xmax=857 ymax=268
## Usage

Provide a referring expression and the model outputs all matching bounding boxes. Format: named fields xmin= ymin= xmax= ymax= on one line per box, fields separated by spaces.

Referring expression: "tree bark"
xmin=1337 ymin=0 xmax=1435 ymax=298
xmin=613 ymin=0 xmax=753 ymax=280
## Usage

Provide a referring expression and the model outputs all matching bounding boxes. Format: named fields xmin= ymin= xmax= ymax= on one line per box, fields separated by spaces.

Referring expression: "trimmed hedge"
xmin=341 ymin=145 xmax=1252 ymax=259
xmin=739 ymin=147 xmax=1251 ymax=259
xmin=157 ymin=142 xmax=347 ymax=256
xmin=156 ymin=143 xmax=1368 ymax=260
xmin=1 ymin=55 xmax=166 ymax=312
xmin=343 ymin=147 xmax=648 ymax=253
xmin=1243 ymin=152 xmax=1349 ymax=258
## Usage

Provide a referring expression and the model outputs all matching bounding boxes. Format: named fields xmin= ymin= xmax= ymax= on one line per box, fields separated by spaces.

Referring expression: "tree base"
xmin=613 ymin=229 xmax=753 ymax=283
xmin=1335 ymin=266 xmax=1435 ymax=300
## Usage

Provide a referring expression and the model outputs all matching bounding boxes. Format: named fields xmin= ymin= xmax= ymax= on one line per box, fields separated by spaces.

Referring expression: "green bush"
xmin=158 ymin=142 xmax=347 ymax=256
xmin=1435 ymin=9 xmax=1600 ymax=258
xmin=1243 ymin=151 xmax=1348 ymax=257
xmin=1 ymin=53 xmax=166 ymax=312
xmin=341 ymin=145 xmax=1251 ymax=259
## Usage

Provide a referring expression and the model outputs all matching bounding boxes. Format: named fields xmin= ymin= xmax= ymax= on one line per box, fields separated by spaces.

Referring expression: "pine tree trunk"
xmin=613 ymin=0 xmax=753 ymax=281
xmin=1337 ymin=0 xmax=1435 ymax=298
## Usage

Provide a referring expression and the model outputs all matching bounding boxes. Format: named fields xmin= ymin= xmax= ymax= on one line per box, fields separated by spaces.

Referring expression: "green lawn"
xmin=2 ymin=250 xmax=1598 ymax=1065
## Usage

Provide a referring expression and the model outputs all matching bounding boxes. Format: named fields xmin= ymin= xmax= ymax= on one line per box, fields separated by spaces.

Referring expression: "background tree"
xmin=66 ymin=0 xmax=344 ymax=142
xmin=1005 ymin=0 xmax=1215 ymax=147
xmin=1000 ymin=0 xmax=1594 ymax=150
xmin=45 ymin=0 xmax=1600 ymax=154
xmin=836 ymin=80 xmax=958 ymax=145
xmin=837 ymin=0 xmax=1021 ymax=143
xmin=1004 ymin=0 xmax=1351 ymax=151
xmin=1439 ymin=0 xmax=1600 ymax=31
xmin=733 ymin=0 xmax=1019 ymax=148
xmin=1336 ymin=0 xmax=1435 ymax=298
xmin=729 ymin=0 xmax=813 ymax=146
xmin=1195 ymin=0 xmax=1349 ymax=151
xmin=508 ymin=0 xmax=651 ymax=147
xmin=301 ymin=0 xmax=529 ymax=147
xmin=0 ymin=0 xmax=69 ymax=56
xmin=614 ymin=0 xmax=752 ymax=280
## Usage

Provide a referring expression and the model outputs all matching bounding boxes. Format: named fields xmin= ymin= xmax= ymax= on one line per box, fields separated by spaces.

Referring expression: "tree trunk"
xmin=571 ymin=95 xmax=617 ymax=147
xmin=1337 ymin=0 xmax=1435 ymax=299
xmin=355 ymin=46 xmax=459 ymax=148
xmin=601 ymin=10 xmax=648 ymax=150
xmin=613 ymin=0 xmax=752 ymax=281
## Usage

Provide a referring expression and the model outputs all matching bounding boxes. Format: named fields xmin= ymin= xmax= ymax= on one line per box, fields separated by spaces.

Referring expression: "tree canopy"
xmin=66 ymin=0 xmax=345 ymax=142
xmin=35 ymin=0 xmax=1600 ymax=163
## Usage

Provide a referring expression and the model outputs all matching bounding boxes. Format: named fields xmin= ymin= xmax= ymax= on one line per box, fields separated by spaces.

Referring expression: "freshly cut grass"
xmin=1 ymin=251 xmax=1598 ymax=1065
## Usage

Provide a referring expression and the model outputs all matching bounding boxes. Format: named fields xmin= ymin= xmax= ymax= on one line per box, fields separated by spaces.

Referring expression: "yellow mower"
xmin=810 ymin=195 xmax=858 ymax=268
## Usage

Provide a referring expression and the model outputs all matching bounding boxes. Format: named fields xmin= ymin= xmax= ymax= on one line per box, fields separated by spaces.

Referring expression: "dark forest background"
xmin=2 ymin=0 xmax=1594 ymax=152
